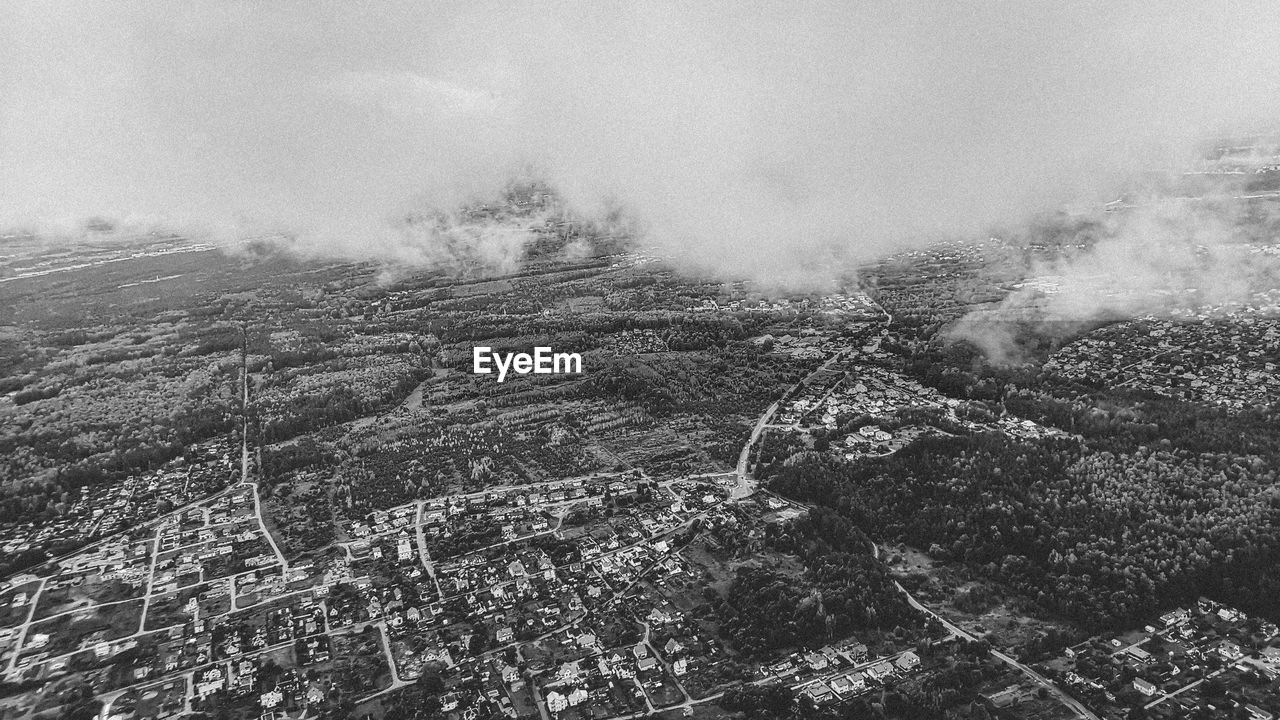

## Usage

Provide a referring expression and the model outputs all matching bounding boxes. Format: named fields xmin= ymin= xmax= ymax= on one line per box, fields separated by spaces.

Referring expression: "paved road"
xmin=3 ymin=577 xmax=48 ymax=676
xmin=640 ymin=622 xmax=692 ymax=704
xmin=239 ymin=353 xmax=288 ymax=572
xmin=871 ymin=543 xmax=1100 ymax=720
xmin=733 ymin=349 xmax=847 ymax=500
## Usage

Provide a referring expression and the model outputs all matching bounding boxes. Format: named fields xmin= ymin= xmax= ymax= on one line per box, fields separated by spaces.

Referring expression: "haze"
xmin=4 ymin=1 xmax=1280 ymax=282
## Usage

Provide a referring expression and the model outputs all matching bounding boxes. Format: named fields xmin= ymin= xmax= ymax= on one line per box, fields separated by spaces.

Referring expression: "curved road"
xmin=871 ymin=543 xmax=1099 ymax=720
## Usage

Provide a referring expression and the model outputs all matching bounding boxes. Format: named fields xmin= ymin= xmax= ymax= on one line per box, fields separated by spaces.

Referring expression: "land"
xmin=2 ymin=161 xmax=1280 ymax=720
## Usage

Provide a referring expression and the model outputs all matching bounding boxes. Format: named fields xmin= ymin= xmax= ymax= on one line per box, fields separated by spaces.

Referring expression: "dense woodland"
xmin=767 ymin=365 xmax=1280 ymax=630
xmin=708 ymin=507 xmax=928 ymax=657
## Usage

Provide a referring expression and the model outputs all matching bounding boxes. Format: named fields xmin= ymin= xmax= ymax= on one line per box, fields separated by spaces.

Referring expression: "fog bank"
xmin=4 ymin=2 xmax=1280 ymax=283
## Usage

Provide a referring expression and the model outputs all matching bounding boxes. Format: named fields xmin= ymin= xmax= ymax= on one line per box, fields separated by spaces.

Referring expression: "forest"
xmin=766 ymin=408 xmax=1280 ymax=630
xmin=707 ymin=507 xmax=926 ymax=657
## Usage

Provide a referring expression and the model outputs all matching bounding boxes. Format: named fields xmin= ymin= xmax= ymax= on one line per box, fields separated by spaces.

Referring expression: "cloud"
xmin=4 ymin=1 xmax=1280 ymax=285
xmin=946 ymin=196 xmax=1280 ymax=364
xmin=326 ymin=71 xmax=506 ymax=119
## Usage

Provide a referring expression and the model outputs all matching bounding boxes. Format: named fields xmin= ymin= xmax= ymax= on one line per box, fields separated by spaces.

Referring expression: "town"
xmin=2 ymin=163 xmax=1280 ymax=720
xmin=1045 ymin=601 xmax=1280 ymax=719
xmin=0 ymin=447 xmax=945 ymax=719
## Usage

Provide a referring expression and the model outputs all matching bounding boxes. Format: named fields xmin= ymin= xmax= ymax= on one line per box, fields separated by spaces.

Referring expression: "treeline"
xmin=586 ymin=345 xmax=814 ymax=417
xmin=12 ymin=383 xmax=61 ymax=405
xmin=257 ymin=365 xmax=429 ymax=445
xmin=432 ymin=311 xmax=763 ymax=348
xmin=0 ymin=403 xmax=234 ymax=525
xmin=707 ymin=507 xmax=923 ymax=657
xmin=767 ymin=429 xmax=1280 ymax=629
xmin=265 ymin=480 xmax=336 ymax=556
xmin=260 ymin=437 xmax=336 ymax=482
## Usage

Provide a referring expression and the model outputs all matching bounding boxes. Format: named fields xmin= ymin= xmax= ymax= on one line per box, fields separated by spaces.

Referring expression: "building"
xmin=1245 ymin=705 xmax=1274 ymax=720
xmin=556 ymin=661 xmax=581 ymax=683
xmin=895 ymin=651 xmax=920 ymax=671
xmin=1133 ymin=678 xmax=1158 ymax=696
xmin=1125 ymin=646 xmax=1154 ymax=664
xmin=983 ymin=686 xmax=1022 ymax=709
xmin=1218 ymin=640 xmax=1244 ymax=660
xmin=867 ymin=661 xmax=894 ymax=681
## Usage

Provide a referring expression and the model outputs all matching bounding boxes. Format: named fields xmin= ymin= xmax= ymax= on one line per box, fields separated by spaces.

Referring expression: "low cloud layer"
xmin=948 ymin=196 xmax=1280 ymax=363
xmin=4 ymin=2 xmax=1280 ymax=284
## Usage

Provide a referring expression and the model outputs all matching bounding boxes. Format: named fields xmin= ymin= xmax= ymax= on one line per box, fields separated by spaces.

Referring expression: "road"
xmin=352 ymin=622 xmax=410 ymax=702
xmin=733 ymin=349 xmax=847 ymax=499
xmin=239 ymin=346 xmax=288 ymax=573
xmin=740 ymin=303 xmax=1097 ymax=719
xmin=10 ymin=303 xmax=1101 ymax=719
xmin=413 ymin=501 xmax=446 ymax=599
xmin=1144 ymin=668 xmax=1221 ymax=710
xmin=726 ymin=300 xmax=1097 ymax=720
xmin=871 ymin=543 xmax=1100 ymax=720
xmin=638 ymin=622 xmax=692 ymax=704
xmin=3 ymin=577 xmax=47 ymax=676
xmin=248 ymin=481 xmax=288 ymax=572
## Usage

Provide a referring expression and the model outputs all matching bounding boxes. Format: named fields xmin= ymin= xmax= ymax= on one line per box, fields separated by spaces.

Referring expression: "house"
xmin=1126 ymin=646 xmax=1154 ymax=664
xmin=496 ymin=627 xmax=514 ymax=644
xmin=647 ymin=608 xmax=673 ymax=625
xmin=805 ymin=685 xmax=834 ymax=703
xmin=1218 ymin=640 xmax=1244 ymax=660
xmin=1218 ymin=607 xmax=1245 ymax=623
xmin=672 ymin=658 xmax=688 ymax=676
xmin=1245 ymin=704 xmax=1274 ymax=720
xmin=1133 ymin=678 xmax=1157 ymax=696
xmin=895 ymin=651 xmax=920 ymax=671
xmin=196 ymin=667 xmax=226 ymax=697
xmin=567 ymin=688 xmax=588 ymax=707
xmin=261 ymin=689 xmax=284 ymax=708
xmin=546 ymin=691 xmax=568 ymax=714
xmin=557 ymin=660 xmax=581 ymax=683
xmin=983 ymin=686 xmax=1022 ymax=709
xmin=664 ymin=638 xmax=685 ymax=656
xmin=867 ymin=661 xmax=894 ymax=680
xmin=633 ymin=642 xmax=649 ymax=659
xmin=805 ymin=652 xmax=828 ymax=671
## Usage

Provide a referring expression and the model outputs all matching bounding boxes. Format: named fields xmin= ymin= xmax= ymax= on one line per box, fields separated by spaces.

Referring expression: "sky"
xmin=3 ymin=1 xmax=1280 ymax=281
